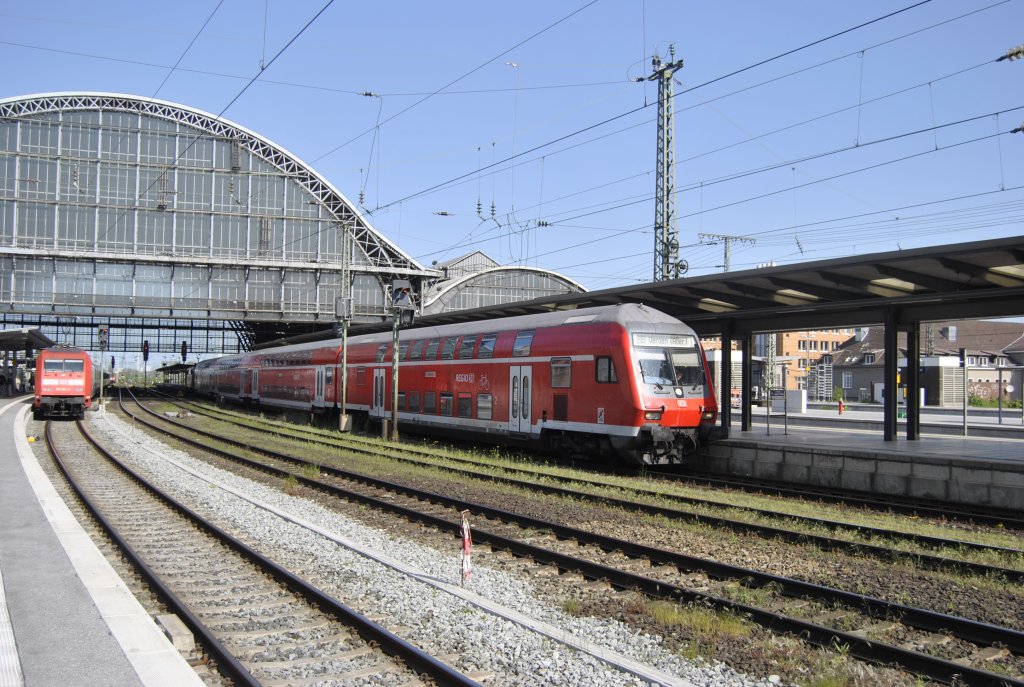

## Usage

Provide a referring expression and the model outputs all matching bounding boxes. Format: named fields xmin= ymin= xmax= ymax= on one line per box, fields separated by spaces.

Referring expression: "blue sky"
xmin=3 ymin=0 xmax=1022 ymax=290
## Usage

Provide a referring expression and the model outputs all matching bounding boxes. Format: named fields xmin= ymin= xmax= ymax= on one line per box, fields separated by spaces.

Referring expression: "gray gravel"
xmin=94 ymin=411 xmax=784 ymax=687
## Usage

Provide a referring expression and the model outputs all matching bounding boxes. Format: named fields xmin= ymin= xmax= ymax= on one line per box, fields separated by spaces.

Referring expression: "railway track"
xmin=147 ymin=394 xmax=1024 ymax=581
xmin=40 ymin=404 xmax=755 ymax=686
xmin=119 ymin=394 xmax=1024 ymax=686
xmin=152 ymin=390 xmax=1024 ymax=531
xmin=43 ymin=418 xmax=480 ymax=687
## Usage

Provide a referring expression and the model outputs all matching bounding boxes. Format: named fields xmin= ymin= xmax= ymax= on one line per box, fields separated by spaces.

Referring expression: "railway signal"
xmin=142 ymin=340 xmax=150 ymax=362
xmin=181 ymin=341 xmax=188 ymax=362
xmin=98 ymin=326 xmax=109 ymax=350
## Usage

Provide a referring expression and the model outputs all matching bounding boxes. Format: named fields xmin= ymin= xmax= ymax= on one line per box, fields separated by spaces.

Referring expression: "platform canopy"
xmin=0 ymin=328 xmax=55 ymax=352
xmin=372 ymin=235 xmax=1024 ymax=337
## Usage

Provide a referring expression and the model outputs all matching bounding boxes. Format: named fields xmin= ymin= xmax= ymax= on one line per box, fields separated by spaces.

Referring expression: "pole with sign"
xmin=388 ymin=280 xmax=415 ymax=442
xmin=98 ymin=326 xmax=109 ymax=410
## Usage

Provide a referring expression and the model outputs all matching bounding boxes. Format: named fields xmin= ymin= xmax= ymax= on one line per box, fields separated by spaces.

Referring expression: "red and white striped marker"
xmin=460 ymin=510 xmax=472 ymax=586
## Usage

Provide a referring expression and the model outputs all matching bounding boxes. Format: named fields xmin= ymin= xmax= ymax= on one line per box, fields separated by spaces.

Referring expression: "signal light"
xmin=142 ymin=340 xmax=150 ymax=362
xmin=181 ymin=341 xmax=188 ymax=362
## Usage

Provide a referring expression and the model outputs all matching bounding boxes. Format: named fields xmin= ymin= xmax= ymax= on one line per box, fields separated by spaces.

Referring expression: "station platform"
xmin=0 ymin=397 xmax=202 ymax=687
xmin=699 ymin=413 xmax=1024 ymax=510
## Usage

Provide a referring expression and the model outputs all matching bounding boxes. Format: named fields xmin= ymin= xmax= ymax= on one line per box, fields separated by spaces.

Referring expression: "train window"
xmin=596 ymin=356 xmax=618 ymax=383
xmin=550 ymin=357 xmax=572 ymax=388
xmin=43 ymin=359 xmax=65 ymax=372
xmin=457 ymin=392 xmax=472 ymax=418
xmin=356 ymin=366 xmax=366 ymax=386
xmin=409 ymin=340 xmax=426 ymax=360
xmin=478 ymin=334 xmax=498 ymax=358
xmin=66 ymin=360 xmax=84 ymax=372
xmin=399 ymin=341 xmax=410 ymax=360
xmin=397 ymin=391 xmax=406 ymax=411
xmin=408 ymin=391 xmax=421 ymax=413
xmin=424 ymin=339 xmax=441 ymax=359
xmin=512 ymin=330 xmax=534 ymax=357
xmin=375 ymin=344 xmax=389 ymax=362
xmin=511 ymin=376 xmax=519 ymax=418
xmin=439 ymin=392 xmax=454 ymax=416
xmin=477 ymin=393 xmax=492 ymax=420
xmin=423 ymin=392 xmax=437 ymax=414
xmin=441 ymin=336 xmax=459 ymax=360
xmin=457 ymin=335 xmax=477 ymax=359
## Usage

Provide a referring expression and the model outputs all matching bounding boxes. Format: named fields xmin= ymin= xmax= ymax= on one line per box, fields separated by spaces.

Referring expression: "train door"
xmin=370 ymin=368 xmax=387 ymax=418
xmin=250 ymin=369 xmax=259 ymax=401
xmin=508 ymin=366 xmax=533 ymax=434
xmin=314 ymin=366 xmax=326 ymax=407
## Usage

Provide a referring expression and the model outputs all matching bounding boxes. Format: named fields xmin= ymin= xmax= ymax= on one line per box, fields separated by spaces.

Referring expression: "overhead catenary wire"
xmin=375 ymin=0 xmax=943 ymax=213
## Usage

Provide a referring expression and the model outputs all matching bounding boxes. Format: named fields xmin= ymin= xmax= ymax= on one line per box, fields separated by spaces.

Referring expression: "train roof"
xmin=240 ymin=303 xmax=690 ymax=359
xmin=39 ymin=346 xmax=89 ymax=355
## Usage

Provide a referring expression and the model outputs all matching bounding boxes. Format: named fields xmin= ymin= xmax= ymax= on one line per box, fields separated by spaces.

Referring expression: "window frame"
xmin=550 ymin=357 xmax=572 ymax=388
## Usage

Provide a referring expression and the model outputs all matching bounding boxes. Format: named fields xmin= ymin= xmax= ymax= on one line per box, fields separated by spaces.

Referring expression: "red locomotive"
xmin=33 ymin=347 xmax=100 ymax=420
xmin=193 ymin=304 xmax=718 ymax=465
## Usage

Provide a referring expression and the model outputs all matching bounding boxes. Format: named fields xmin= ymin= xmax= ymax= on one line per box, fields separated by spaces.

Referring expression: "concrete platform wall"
xmin=698 ymin=440 xmax=1024 ymax=510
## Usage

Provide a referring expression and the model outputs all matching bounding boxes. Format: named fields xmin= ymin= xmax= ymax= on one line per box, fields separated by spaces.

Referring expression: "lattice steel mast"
xmin=648 ymin=45 xmax=685 ymax=281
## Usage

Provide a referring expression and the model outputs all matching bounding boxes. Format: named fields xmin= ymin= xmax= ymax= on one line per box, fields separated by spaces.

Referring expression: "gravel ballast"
xmin=87 ymin=411 xmax=782 ymax=687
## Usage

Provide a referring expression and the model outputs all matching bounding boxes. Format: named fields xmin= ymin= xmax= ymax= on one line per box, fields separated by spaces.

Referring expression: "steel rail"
xmin=69 ymin=415 xmax=482 ymax=687
xmin=151 ymin=394 xmax=1024 ymax=577
xmin=45 ymin=421 xmax=261 ymax=687
xmin=119 ymin=397 xmax=1024 ymax=687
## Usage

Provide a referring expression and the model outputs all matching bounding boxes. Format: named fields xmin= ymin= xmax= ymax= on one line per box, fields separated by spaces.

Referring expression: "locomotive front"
xmin=617 ymin=325 xmax=718 ymax=464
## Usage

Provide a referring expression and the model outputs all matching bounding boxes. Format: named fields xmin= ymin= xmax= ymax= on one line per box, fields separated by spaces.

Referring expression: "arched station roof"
xmin=0 ymin=92 xmax=440 ymax=352
xmin=0 ymin=92 xmax=424 ymax=274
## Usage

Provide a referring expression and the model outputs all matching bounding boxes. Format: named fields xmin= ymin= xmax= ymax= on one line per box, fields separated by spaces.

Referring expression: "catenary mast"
xmin=648 ymin=45 xmax=685 ymax=281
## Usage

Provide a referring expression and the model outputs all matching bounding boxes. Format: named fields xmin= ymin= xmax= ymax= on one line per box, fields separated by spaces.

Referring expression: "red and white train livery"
xmin=193 ymin=304 xmax=718 ymax=465
xmin=33 ymin=347 xmax=100 ymax=420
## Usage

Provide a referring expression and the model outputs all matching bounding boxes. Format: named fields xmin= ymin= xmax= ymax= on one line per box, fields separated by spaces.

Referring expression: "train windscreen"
xmin=632 ymin=332 xmax=706 ymax=397
xmin=43 ymin=359 xmax=85 ymax=373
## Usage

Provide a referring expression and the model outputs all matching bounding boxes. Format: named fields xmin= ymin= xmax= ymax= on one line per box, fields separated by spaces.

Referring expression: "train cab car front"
xmin=620 ymin=329 xmax=718 ymax=465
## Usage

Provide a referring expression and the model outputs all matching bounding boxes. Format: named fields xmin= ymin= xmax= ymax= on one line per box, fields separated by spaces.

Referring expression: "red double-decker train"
xmin=33 ymin=347 xmax=100 ymax=420
xmin=193 ymin=304 xmax=718 ymax=466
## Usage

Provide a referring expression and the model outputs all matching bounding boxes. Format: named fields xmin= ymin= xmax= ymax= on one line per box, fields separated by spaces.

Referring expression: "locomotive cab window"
xmin=512 ymin=330 xmax=534 ymax=357
xmin=596 ymin=356 xmax=617 ymax=383
xmin=550 ymin=357 xmax=572 ymax=388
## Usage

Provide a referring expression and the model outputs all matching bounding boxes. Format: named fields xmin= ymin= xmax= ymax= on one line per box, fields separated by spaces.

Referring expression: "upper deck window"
xmin=408 ymin=340 xmax=426 ymax=360
xmin=424 ymin=339 xmax=441 ymax=360
xmin=441 ymin=336 xmax=459 ymax=360
xmin=478 ymin=334 xmax=497 ymax=358
xmin=457 ymin=335 xmax=477 ymax=359
xmin=512 ymin=330 xmax=534 ymax=357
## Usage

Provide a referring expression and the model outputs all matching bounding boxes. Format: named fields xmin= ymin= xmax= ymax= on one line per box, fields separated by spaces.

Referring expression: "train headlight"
xmin=701 ymin=410 xmax=717 ymax=422
xmin=674 ymin=387 xmax=683 ymax=397
xmin=644 ymin=410 xmax=663 ymax=421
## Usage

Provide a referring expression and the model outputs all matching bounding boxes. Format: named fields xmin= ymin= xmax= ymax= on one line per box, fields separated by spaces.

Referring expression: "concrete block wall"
xmin=698 ymin=440 xmax=1024 ymax=510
